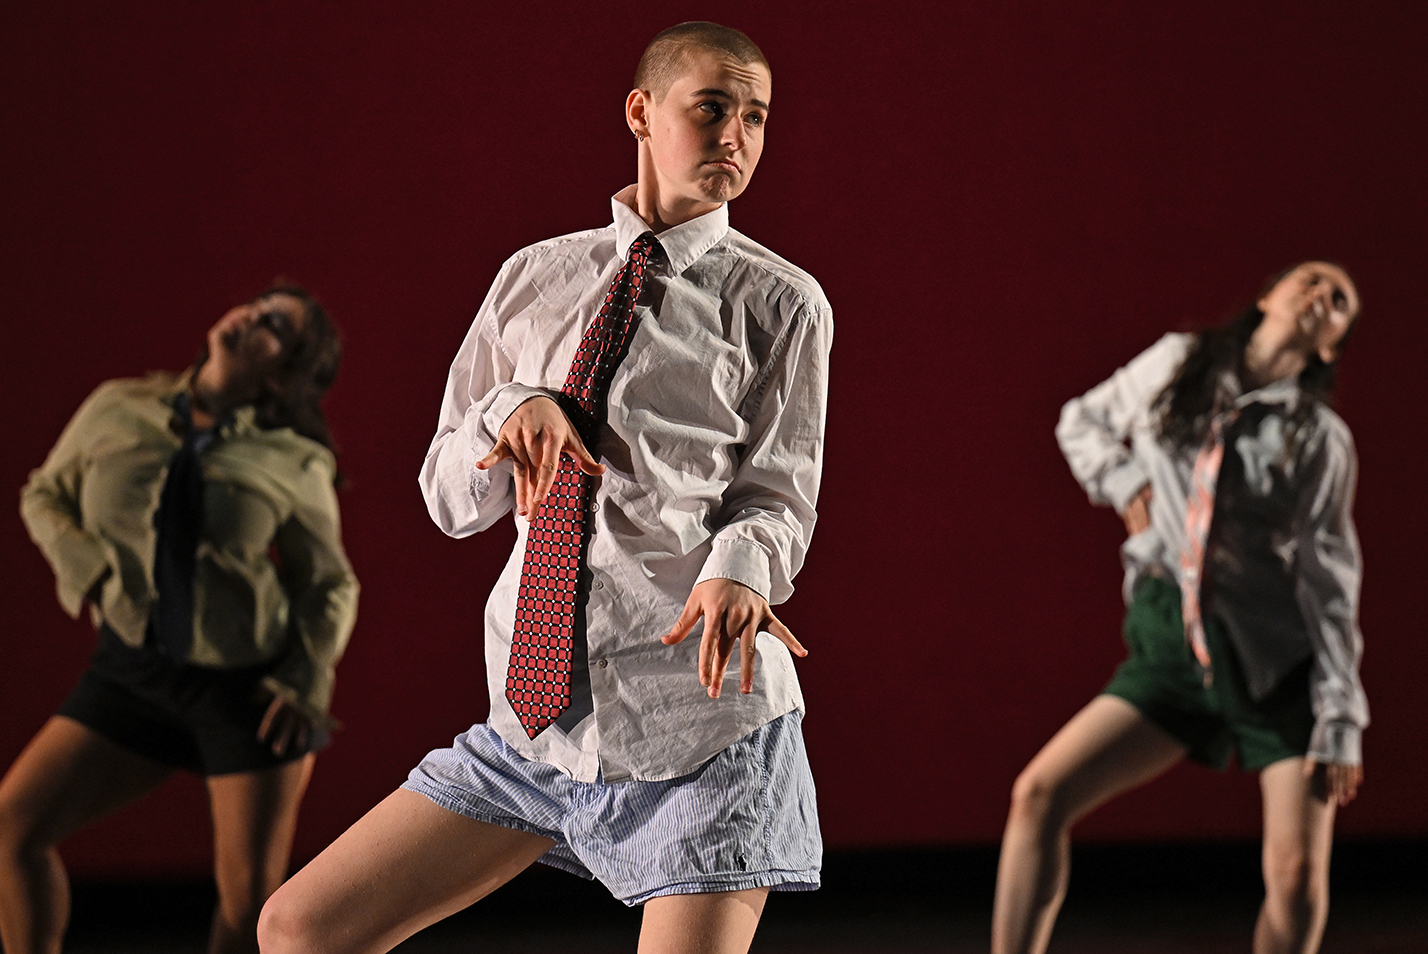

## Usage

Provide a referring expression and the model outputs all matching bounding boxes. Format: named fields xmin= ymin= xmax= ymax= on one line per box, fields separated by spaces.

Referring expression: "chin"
xmin=698 ymin=179 xmax=741 ymax=203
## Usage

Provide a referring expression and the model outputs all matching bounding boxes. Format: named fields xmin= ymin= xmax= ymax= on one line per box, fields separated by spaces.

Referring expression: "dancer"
xmin=259 ymin=21 xmax=830 ymax=954
xmin=0 ymin=286 xmax=358 ymax=954
xmin=991 ymin=261 xmax=1366 ymax=954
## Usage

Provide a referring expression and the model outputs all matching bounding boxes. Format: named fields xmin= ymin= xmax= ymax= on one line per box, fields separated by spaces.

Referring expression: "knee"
xmin=255 ymin=887 xmax=304 ymax=954
xmin=1263 ymin=844 xmax=1326 ymax=911
xmin=1008 ymin=767 xmax=1069 ymax=832
xmin=0 ymin=794 xmax=52 ymax=863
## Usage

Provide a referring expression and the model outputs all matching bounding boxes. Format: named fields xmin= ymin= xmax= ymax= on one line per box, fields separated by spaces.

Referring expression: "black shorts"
xmin=56 ymin=626 xmax=326 ymax=776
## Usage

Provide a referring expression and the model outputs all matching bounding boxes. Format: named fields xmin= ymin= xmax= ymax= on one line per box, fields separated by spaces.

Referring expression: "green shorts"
xmin=1103 ymin=576 xmax=1312 ymax=771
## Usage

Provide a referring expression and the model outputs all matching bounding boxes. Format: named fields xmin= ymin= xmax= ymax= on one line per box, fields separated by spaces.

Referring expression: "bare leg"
xmin=1254 ymin=758 xmax=1336 ymax=954
xmin=257 ymin=787 xmax=555 ymax=954
xmin=0 ymin=717 xmax=174 ymax=954
xmin=638 ymin=888 xmax=768 ymax=954
xmin=205 ymin=755 xmax=316 ymax=954
xmin=991 ymin=695 xmax=1187 ymax=954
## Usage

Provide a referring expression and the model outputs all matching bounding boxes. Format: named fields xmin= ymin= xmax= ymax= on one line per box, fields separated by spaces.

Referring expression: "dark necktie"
xmin=153 ymin=392 xmax=220 ymax=659
xmin=506 ymin=233 xmax=656 ymax=738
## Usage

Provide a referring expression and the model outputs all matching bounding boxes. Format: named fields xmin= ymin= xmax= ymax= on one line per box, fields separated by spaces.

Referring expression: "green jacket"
xmin=20 ymin=372 xmax=359 ymax=725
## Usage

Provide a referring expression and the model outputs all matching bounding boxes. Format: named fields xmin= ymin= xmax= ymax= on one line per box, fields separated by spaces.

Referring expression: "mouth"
xmin=705 ymin=158 xmax=740 ymax=174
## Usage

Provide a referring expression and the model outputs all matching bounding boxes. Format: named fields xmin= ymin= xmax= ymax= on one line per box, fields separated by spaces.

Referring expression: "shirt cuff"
xmin=480 ymin=384 xmax=556 ymax=443
xmin=55 ymin=535 xmax=112 ymax=619
xmin=696 ymin=538 xmax=773 ymax=601
xmin=1308 ymin=719 xmax=1362 ymax=766
xmin=1103 ymin=462 xmax=1150 ymax=514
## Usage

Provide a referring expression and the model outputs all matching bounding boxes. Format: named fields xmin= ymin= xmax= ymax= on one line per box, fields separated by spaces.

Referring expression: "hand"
xmin=1305 ymin=758 xmax=1363 ymax=807
xmin=1122 ymin=484 xmax=1152 ymax=536
xmin=663 ymin=578 xmax=807 ymax=698
xmin=258 ymin=695 xmax=314 ymax=757
xmin=475 ymin=396 xmax=605 ymax=519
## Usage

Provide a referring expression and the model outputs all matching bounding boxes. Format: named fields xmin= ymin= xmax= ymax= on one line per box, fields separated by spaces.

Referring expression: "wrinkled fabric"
xmin=21 ymin=372 xmax=359 ymax=722
xmin=1056 ymin=333 xmax=1367 ymax=764
xmin=419 ymin=188 xmax=833 ymax=781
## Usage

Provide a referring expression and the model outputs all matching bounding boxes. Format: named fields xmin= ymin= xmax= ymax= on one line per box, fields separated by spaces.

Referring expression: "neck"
xmin=1243 ymin=325 xmax=1309 ymax=389
xmin=632 ymin=149 xmax=721 ymax=232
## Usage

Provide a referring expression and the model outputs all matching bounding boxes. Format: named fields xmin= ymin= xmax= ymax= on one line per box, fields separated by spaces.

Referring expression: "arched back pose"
xmin=0 ymin=286 xmax=359 ymax=954
xmin=991 ymin=261 xmax=1366 ymax=954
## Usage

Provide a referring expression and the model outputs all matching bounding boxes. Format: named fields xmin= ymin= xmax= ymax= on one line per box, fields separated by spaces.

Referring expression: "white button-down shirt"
xmin=1056 ymin=333 xmax=1368 ymax=764
xmin=420 ymin=188 xmax=833 ymax=782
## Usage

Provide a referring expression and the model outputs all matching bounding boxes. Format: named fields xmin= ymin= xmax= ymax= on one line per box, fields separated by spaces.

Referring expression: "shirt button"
xmin=593 ymin=580 xmax=604 ymax=590
xmin=598 ymin=659 xmax=609 ymax=669
xmin=589 ymin=501 xmax=600 ymax=513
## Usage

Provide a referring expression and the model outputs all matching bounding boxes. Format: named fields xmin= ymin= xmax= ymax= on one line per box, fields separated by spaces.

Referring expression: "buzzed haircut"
xmin=633 ymin=22 xmax=769 ymax=102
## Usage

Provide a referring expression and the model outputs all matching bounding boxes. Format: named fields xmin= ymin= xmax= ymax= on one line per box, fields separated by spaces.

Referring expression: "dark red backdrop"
xmin=3 ymin=1 xmax=1424 ymax=877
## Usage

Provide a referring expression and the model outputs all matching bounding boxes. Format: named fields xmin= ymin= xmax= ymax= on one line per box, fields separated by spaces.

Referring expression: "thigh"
xmin=262 ymin=787 xmax=555 ymax=954
xmin=1259 ymin=758 xmax=1336 ymax=878
xmin=206 ymin=754 xmax=315 ymax=901
xmin=639 ymin=888 xmax=769 ymax=954
xmin=0 ymin=716 xmax=173 ymax=847
xmin=1019 ymin=695 xmax=1188 ymax=823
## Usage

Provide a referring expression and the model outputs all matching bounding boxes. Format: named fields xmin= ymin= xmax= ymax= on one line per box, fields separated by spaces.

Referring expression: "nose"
xmin=720 ymin=114 xmax=747 ymax=151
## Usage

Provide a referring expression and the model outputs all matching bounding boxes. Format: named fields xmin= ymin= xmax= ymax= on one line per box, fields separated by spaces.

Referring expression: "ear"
xmin=626 ymin=88 xmax=651 ymax=139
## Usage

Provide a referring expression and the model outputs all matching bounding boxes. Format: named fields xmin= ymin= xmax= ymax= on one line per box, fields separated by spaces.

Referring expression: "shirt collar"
xmin=1225 ymin=370 xmax=1304 ymax=414
xmin=610 ymin=185 xmax=729 ymax=275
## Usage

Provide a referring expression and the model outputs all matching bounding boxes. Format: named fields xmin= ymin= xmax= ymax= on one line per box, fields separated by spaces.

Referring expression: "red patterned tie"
xmin=1178 ymin=409 xmax=1239 ymax=686
xmin=506 ymin=233 xmax=656 ymax=738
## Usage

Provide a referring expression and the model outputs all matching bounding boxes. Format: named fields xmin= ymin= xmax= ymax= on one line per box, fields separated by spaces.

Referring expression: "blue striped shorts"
xmin=402 ymin=711 xmax=821 ymax=905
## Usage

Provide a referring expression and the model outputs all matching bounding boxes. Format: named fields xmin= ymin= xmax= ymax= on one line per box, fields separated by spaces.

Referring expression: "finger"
xmin=663 ymin=598 xmax=702 ymax=646
xmin=707 ymin=624 xmax=736 ymax=699
xmin=1302 ymin=758 xmax=1317 ymax=778
xmin=476 ymin=438 xmax=514 ymax=471
xmin=271 ymin=713 xmax=295 ymax=756
xmin=509 ymin=444 xmax=536 ymax=515
xmin=257 ymin=696 xmax=283 ymax=741
xmin=295 ymin=720 xmax=310 ymax=754
xmin=765 ymin=615 xmax=807 ymax=657
xmin=567 ymin=434 xmax=607 ymax=476
xmin=527 ymin=432 xmax=564 ymax=518
xmin=739 ymin=619 xmax=759 ymax=694
xmin=698 ymin=621 xmax=718 ymax=691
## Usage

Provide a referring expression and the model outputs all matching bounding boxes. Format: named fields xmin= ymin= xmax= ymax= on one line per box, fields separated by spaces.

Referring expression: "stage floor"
xmin=64 ymin=841 xmax=1428 ymax=952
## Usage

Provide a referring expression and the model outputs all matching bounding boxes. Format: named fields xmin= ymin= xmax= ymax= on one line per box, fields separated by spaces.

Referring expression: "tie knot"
xmin=629 ymin=232 xmax=657 ymax=262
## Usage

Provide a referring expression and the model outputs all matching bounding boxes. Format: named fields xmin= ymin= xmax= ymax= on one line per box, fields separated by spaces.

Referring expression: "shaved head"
xmin=633 ymin=21 xmax=768 ymax=102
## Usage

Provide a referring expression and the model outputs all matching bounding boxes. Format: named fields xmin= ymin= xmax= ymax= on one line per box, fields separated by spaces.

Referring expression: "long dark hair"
xmin=250 ymin=283 xmax=342 ymax=451
xmin=1153 ymin=263 xmax=1355 ymax=451
xmin=193 ymin=282 xmax=343 ymax=451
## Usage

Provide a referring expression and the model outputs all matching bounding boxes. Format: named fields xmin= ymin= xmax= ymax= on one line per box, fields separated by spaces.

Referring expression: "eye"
xmin=745 ymin=111 xmax=765 ymax=128
xmin=699 ymin=101 xmax=725 ymax=120
xmin=257 ymin=309 xmax=293 ymax=342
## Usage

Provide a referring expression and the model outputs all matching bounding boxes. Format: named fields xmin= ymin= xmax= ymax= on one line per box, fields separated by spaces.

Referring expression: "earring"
xmin=633 ymin=130 xmax=644 ymax=142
